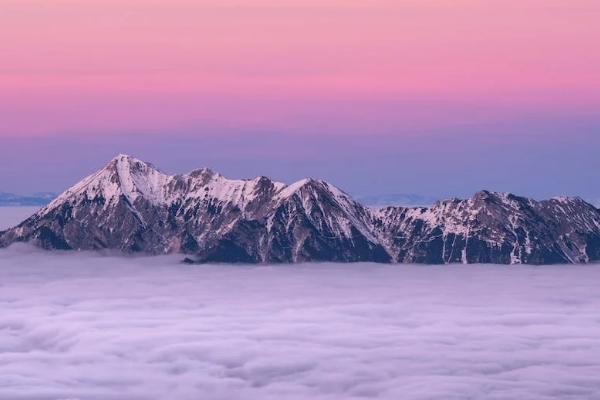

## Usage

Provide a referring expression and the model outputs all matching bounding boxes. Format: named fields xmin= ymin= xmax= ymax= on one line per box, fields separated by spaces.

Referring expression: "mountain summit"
xmin=2 ymin=155 xmax=600 ymax=264
xmin=0 ymin=155 xmax=388 ymax=262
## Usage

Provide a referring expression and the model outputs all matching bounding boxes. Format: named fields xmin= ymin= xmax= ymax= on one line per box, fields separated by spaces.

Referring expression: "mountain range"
xmin=1 ymin=154 xmax=599 ymax=264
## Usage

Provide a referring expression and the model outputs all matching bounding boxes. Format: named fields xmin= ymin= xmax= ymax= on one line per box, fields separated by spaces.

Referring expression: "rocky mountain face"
xmin=2 ymin=155 xmax=599 ymax=264
xmin=371 ymin=192 xmax=600 ymax=264
xmin=0 ymin=155 xmax=388 ymax=263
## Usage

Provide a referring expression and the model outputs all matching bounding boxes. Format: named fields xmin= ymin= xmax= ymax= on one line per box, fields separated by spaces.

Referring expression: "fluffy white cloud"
xmin=1 ymin=245 xmax=600 ymax=399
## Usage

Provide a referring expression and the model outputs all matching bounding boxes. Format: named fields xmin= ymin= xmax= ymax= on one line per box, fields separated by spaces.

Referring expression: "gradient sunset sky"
xmin=1 ymin=0 xmax=599 ymax=200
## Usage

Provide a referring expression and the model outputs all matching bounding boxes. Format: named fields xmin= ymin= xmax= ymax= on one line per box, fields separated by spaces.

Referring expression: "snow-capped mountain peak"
xmin=43 ymin=154 xmax=169 ymax=213
xmin=2 ymin=155 xmax=600 ymax=265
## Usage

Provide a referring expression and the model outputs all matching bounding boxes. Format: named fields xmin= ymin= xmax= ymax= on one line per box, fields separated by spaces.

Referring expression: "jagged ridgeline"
xmin=1 ymin=154 xmax=600 ymax=264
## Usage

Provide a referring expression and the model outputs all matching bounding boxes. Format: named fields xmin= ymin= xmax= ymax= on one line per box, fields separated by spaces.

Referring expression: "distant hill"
xmin=0 ymin=192 xmax=56 ymax=206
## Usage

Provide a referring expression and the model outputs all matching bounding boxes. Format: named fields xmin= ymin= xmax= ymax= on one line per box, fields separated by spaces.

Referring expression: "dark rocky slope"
xmin=2 ymin=155 xmax=599 ymax=264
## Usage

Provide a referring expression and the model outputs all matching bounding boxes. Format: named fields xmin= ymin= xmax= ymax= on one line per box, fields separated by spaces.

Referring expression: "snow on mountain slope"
xmin=371 ymin=191 xmax=600 ymax=264
xmin=2 ymin=156 xmax=600 ymax=265
xmin=44 ymin=154 xmax=169 ymax=211
xmin=1 ymin=155 xmax=388 ymax=262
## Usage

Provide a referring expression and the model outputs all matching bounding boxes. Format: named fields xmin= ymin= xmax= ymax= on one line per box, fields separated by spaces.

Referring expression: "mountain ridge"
xmin=2 ymin=154 xmax=599 ymax=265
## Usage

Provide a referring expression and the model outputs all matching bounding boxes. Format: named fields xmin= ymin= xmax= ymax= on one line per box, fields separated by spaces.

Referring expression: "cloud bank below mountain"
xmin=1 ymin=246 xmax=600 ymax=399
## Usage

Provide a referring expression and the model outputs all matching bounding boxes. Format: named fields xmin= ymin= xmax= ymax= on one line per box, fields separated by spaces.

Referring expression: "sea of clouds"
xmin=1 ymin=243 xmax=600 ymax=400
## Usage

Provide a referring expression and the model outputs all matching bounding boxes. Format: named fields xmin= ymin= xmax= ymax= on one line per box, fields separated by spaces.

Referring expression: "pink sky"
xmin=1 ymin=0 xmax=599 ymax=136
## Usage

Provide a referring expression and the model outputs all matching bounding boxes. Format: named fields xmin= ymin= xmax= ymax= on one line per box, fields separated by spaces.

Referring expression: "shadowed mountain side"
xmin=2 ymin=155 xmax=600 ymax=264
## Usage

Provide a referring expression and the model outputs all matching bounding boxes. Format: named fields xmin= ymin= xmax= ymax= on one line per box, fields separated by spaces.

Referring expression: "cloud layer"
xmin=1 ymin=245 xmax=600 ymax=399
